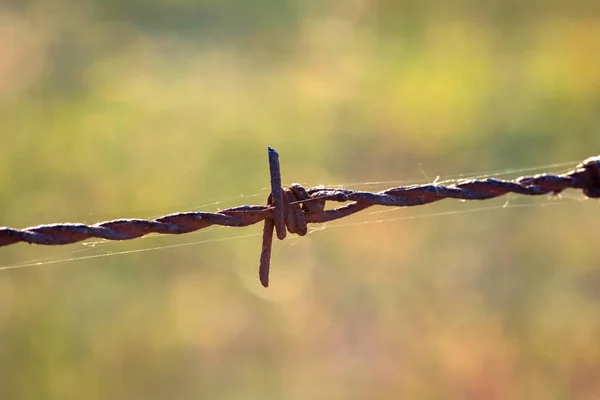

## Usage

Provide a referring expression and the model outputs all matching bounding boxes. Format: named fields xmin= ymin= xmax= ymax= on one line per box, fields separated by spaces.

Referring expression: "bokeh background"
xmin=2 ymin=1 xmax=600 ymax=398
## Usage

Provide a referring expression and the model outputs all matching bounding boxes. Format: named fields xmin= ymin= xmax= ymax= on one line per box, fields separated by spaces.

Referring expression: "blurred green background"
xmin=1 ymin=0 xmax=600 ymax=398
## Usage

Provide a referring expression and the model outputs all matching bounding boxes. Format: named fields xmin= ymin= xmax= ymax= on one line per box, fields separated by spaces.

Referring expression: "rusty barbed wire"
xmin=1 ymin=148 xmax=599 ymax=287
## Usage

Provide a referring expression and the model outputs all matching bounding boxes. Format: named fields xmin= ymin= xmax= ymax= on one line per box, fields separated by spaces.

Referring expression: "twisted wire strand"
xmin=1 ymin=149 xmax=599 ymax=287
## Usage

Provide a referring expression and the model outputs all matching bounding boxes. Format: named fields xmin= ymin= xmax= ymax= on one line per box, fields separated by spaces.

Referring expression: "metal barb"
xmin=1 ymin=150 xmax=599 ymax=288
xmin=259 ymin=147 xmax=285 ymax=287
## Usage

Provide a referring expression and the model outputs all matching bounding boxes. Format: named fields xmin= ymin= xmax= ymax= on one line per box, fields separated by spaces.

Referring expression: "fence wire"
xmin=1 ymin=148 xmax=599 ymax=287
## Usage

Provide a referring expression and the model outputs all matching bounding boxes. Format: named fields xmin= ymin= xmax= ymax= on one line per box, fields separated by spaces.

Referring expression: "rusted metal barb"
xmin=1 ymin=150 xmax=599 ymax=287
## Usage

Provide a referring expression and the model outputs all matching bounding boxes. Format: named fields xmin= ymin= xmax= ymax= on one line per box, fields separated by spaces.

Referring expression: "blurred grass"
xmin=1 ymin=1 xmax=600 ymax=399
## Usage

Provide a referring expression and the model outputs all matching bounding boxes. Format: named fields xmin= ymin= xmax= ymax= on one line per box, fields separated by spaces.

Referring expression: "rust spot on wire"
xmin=1 ymin=151 xmax=599 ymax=287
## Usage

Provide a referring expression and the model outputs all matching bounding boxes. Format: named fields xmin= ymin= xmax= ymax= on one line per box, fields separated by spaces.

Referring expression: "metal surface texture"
xmin=2 ymin=150 xmax=599 ymax=287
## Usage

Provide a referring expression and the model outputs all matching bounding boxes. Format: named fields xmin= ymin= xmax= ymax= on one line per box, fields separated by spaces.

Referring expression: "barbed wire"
xmin=1 ymin=148 xmax=599 ymax=287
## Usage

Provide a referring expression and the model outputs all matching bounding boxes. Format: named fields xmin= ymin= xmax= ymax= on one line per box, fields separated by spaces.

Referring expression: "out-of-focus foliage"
xmin=1 ymin=1 xmax=600 ymax=398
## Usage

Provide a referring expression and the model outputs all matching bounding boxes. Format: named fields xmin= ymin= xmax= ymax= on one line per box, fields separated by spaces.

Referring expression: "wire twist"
xmin=1 ymin=149 xmax=599 ymax=287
